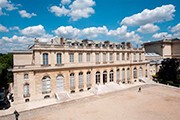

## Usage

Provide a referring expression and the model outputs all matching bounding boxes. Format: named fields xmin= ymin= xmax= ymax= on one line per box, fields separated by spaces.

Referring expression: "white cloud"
xmin=0 ymin=0 xmax=18 ymax=15
xmin=0 ymin=24 xmax=9 ymax=32
xmin=137 ymin=24 xmax=159 ymax=33
xmin=21 ymin=25 xmax=45 ymax=37
xmin=152 ymin=32 xmax=172 ymax=39
xmin=50 ymin=6 xmax=70 ymax=17
xmin=121 ymin=4 xmax=175 ymax=26
xmin=18 ymin=10 xmax=37 ymax=18
xmin=61 ymin=0 xmax=71 ymax=5
xmin=53 ymin=26 xmax=80 ymax=38
xmin=54 ymin=25 xmax=141 ymax=43
xmin=170 ymin=23 xmax=180 ymax=33
xmin=9 ymin=26 xmax=20 ymax=31
xmin=50 ymin=0 xmax=95 ymax=21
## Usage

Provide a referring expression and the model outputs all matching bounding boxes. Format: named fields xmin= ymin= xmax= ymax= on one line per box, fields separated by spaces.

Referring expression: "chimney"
xmin=60 ymin=37 xmax=65 ymax=45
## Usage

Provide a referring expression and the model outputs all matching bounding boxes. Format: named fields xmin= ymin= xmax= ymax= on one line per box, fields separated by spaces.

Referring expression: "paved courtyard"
xmin=1 ymin=84 xmax=180 ymax=120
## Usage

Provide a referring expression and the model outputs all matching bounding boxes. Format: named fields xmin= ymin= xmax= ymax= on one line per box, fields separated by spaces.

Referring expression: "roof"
xmin=145 ymin=53 xmax=161 ymax=57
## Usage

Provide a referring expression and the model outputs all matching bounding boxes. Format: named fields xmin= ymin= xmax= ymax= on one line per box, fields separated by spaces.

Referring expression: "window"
xmin=87 ymin=72 xmax=91 ymax=86
xmin=57 ymin=53 xmax=62 ymax=64
xmin=96 ymin=72 xmax=100 ymax=84
xmin=110 ymin=53 xmax=113 ymax=62
xmin=42 ymin=76 xmax=51 ymax=93
xmin=24 ymin=74 xmax=28 ymax=79
xmin=79 ymin=53 xmax=82 ymax=63
xmin=122 ymin=53 xmax=125 ymax=60
xmin=127 ymin=53 xmax=129 ymax=60
xmin=70 ymin=73 xmax=75 ymax=89
xmin=56 ymin=75 xmax=64 ymax=91
xmin=139 ymin=67 xmax=142 ymax=77
xmin=117 ymin=69 xmax=120 ymax=81
xmin=145 ymin=69 xmax=148 ymax=77
xmin=122 ymin=68 xmax=125 ymax=80
xmin=116 ymin=53 xmax=119 ymax=61
xmin=87 ymin=53 xmax=90 ymax=62
xmin=110 ymin=70 xmax=114 ymax=82
xmin=24 ymin=83 xmax=30 ymax=97
xmin=103 ymin=53 xmax=106 ymax=62
xmin=133 ymin=68 xmax=137 ymax=78
xmin=43 ymin=53 xmax=48 ymax=65
xmin=69 ymin=53 xmax=74 ymax=63
xmin=127 ymin=68 xmax=130 ymax=80
xmin=103 ymin=71 xmax=107 ymax=84
xmin=134 ymin=53 xmax=136 ymax=61
xmin=96 ymin=53 xmax=99 ymax=63
xmin=139 ymin=53 xmax=141 ymax=61
xmin=79 ymin=72 xmax=83 ymax=87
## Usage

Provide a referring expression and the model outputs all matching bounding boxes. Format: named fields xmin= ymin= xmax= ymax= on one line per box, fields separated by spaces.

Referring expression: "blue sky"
xmin=0 ymin=0 xmax=180 ymax=53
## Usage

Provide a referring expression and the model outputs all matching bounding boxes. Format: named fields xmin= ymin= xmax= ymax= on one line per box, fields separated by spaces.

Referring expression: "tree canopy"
xmin=157 ymin=58 xmax=180 ymax=84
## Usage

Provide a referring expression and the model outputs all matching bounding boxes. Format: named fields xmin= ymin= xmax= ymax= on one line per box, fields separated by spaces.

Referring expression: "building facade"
xmin=13 ymin=37 xmax=149 ymax=104
xmin=143 ymin=38 xmax=180 ymax=76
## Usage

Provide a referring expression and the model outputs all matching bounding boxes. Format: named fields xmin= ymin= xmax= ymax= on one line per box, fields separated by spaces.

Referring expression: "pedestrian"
xmin=138 ymin=87 xmax=141 ymax=92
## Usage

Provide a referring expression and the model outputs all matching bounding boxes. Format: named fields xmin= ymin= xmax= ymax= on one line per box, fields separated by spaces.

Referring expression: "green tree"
xmin=157 ymin=58 xmax=180 ymax=84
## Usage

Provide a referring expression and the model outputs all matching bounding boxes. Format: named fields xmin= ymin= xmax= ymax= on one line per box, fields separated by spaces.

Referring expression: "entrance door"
xmin=103 ymin=71 xmax=107 ymax=84
xmin=56 ymin=75 xmax=64 ymax=91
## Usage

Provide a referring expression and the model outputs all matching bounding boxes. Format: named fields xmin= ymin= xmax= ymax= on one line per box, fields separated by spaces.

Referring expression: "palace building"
xmin=12 ymin=37 xmax=149 ymax=104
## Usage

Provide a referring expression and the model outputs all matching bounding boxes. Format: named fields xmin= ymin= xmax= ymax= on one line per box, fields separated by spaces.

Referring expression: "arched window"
xmin=79 ymin=72 xmax=83 ymax=87
xmin=87 ymin=72 xmax=91 ymax=86
xmin=43 ymin=53 xmax=48 ymax=65
xmin=133 ymin=68 xmax=137 ymax=78
xmin=70 ymin=73 xmax=75 ymax=89
xmin=103 ymin=71 xmax=107 ymax=84
xmin=139 ymin=67 xmax=142 ymax=77
xmin=57 ymin=53 xmax=62 ymax=64
xmin=110 ymin=70 xmax=114 ymax=82
xmin=96 ymin=72 xmax=100 ymax=84
xmin=42 ymin=76 xmax=51 ymax=93
xmin=56 ymin=75 xmax=64 ymax=91
xmin=24 ymin=83 xmax=30 ymax=97
xmin=127 ymin=68 xmax=130 ymax=80
xmin=117 ymin=69 xmax=120 ymax=81
xmin=122 ymin=68 xmax=125 ymax=80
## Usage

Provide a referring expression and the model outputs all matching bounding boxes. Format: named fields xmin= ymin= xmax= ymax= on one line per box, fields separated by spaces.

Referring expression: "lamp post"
xmin=14 ymin=110 xmax=19 ymax=120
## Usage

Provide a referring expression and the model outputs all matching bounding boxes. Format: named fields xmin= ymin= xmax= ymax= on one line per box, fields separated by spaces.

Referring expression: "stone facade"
xmin=13 ymin=37 xmax=149 ymax=104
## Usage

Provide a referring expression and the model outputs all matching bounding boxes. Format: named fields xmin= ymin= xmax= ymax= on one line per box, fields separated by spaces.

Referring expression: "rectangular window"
xmin=57 ymin=53 xmax=62 ymax=64
xmin=122 ymin=53 xmax=125 ymax=60
xmin=24 ymin=74 xmax=28 ymax=79
xmin=87 ymin=72 xmax=91 ymax=86
xmin=43 ymin=53 xmax=48 ymax=65
xmin=70 ymin=73 xmax=75 ymax=88
xmin=103 ymin=53 xmax=106 ymax=62
xmin=87 ymin=53 xmax=90 ymax=62
xmin=116 ymin=53 xmax=119 ymax=61
xmin=79 ymin=53 xmax=82 ymax=63
xmin=127 ymin=53 xmax=129 ymax=60
xmin=139 ymin=53 xmax=141 ymax=61
xmin=79 ymin=73 xmax=83 ymax=87
xmin=24 ymin=84 xmax=30 ymax=97
xmin=110 ymin=53 xmax=113 ymax=61
xmin=96 ymin=53 xmax=99 ymax=63
xmin=69 ymin=53 xmax=74 ymax=63
xmin=134 ymin=53 xmax=136 ymax=61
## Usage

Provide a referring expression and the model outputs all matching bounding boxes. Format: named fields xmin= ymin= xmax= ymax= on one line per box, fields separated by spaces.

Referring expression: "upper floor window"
xmin=134 ymin=53 xmax=136 ymax=61
xmin=87 ymin=53 xmax=90 ymax=62
xmin=79 ymin=53 xmax=82 ymax=63
xmin=110 ymin=53 xmax=113 ymax=61
xmin=96 ymin=53 xmax=99 ymax=63
xmin=122 ymin=53 xmax=125 ymax=60
xmin=24 ymin=74 xmax=28 ymax=79
xmin=139 ymin=53 xmax=141 ymax=61
xmin=69 ymin=53 xmax=74 ymax=63
xmin=43 ymin=53 xmax=48 ymax=65
xmin=57 ymin=53 xmax=62 ymax=64
xmin=103 ymin=53 xmax=106 ymax=62
xmin=127 ymin=53 xmax=129 ymax=60
xmin=116 ymin=53 xmax=119 ymax=61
